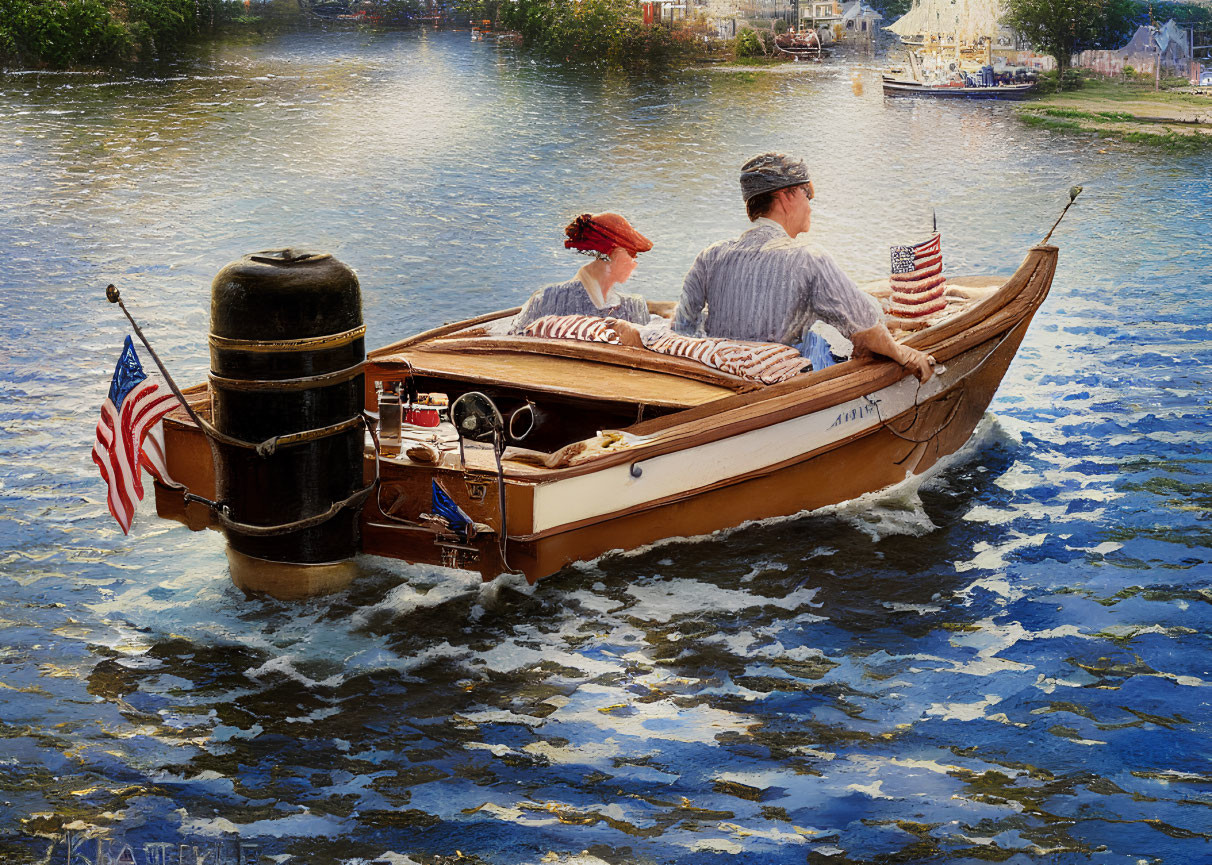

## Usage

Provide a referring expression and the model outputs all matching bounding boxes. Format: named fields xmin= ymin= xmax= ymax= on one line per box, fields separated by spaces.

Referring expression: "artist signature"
xmin=56 ymin=830 xmax=263 ymax=865
xmin=827 ymin=401 xmax=880 ymax=430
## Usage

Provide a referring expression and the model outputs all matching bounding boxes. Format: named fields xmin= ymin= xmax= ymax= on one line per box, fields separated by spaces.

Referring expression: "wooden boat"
xmin=882 ymin=75 xmax=1038 ymax=99
xmin=774 ymin=31 xmax=827 ymax=60
xmin=153 ymin=242 xmax=1058 ymax=588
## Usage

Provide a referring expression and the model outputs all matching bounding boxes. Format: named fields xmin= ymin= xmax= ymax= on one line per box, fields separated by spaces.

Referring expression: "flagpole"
xmin=105 ymin=284 xmax=208 ymax=431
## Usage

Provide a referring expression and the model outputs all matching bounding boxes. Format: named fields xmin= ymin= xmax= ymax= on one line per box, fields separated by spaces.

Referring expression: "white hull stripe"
xmin=531 ymin=369 xmax=949 ymax=534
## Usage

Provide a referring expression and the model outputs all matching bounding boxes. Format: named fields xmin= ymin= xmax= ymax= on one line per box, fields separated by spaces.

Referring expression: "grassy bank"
xmin=1017 ymin=77 xmax=1212 ymax=148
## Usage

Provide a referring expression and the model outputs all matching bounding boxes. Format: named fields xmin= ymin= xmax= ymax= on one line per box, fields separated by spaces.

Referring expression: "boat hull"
xmin=361 ymin=317 xmax=1034 ymax=579
xmin=882 ymin=79 xmax=1038 ymax=100
xmin=155 ymin=246 xmax=1057 ymax=585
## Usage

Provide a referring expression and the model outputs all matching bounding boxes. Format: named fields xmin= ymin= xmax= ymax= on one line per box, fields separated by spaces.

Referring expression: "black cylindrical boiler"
xmin=209 ymin=250 xmax=366 ymax=598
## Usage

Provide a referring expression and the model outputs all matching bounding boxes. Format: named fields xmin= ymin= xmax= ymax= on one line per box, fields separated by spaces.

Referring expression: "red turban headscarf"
xmin=564 ymin=212 xmax=653 ymax=257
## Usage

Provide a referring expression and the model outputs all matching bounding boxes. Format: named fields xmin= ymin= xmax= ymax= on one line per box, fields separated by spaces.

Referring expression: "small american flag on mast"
xmin=889 ymin=233 xmax=947 ymax=319
xmin=91 ymin=336 xmax=182 ymax=533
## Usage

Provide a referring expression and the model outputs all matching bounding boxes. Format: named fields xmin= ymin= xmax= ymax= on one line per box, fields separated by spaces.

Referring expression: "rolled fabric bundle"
xmin=643 ymin=323 xmax=810 ymax=385
xmin=524 ymin=314 xmax=620 ymax=343
xmin=524 ymin=314 xmax=809 ymax=384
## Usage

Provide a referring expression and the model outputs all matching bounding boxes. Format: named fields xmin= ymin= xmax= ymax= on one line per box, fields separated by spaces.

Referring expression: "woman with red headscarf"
xmin=510 ymin=212 xmax=653 ymax=341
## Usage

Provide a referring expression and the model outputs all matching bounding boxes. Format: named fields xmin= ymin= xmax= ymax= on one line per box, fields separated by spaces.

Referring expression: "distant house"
xmin=1123 ymin=20 xmax=1191 ymax=72
xmin=806 ymin=0 xmax=841 ymax=41
xmin=838 ymin=0 xmax=882 ymax=40
xmin=1074 ymin=19 xmax=1193 ymax=77
xmin=642 ymin=0 xmax=693 ymax=24
xmin=731 ymin=0 xmax=796 ymax=24
xmin=712 ymin=0 xmax=879 ymax=43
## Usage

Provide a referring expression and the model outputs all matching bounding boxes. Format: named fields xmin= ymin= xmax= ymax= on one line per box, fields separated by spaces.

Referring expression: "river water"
xmin=1 ymin=27 xmax=1210 ymax=865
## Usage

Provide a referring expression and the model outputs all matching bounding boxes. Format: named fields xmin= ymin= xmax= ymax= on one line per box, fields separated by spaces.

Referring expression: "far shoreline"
xmin=700 ymin=59 xmax=1212 ymax=147
xmin=1014 ymin=79 xmax=1211 ymax=147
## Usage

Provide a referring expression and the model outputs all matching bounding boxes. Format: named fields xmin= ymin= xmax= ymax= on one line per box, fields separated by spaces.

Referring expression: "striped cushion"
xmin=524 ymin=314 xmax=620 ymax=343
xmin=523 ymin=314 xmax=810 ymax=384
xmin=645 ymin=330 xmax=809 ymax=384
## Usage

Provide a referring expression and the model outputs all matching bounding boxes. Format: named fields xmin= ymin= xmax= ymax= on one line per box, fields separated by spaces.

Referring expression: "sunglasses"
xmin=784 ymin=183 xmax=814 ymax=202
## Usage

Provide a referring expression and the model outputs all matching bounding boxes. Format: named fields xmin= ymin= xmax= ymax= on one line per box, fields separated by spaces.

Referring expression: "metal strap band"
xmin=208 ymin=324 xmax=366 ymax=353
xmin=208 ymin=361 xmax=364 ymax=392
xmin=214 ymin=479 xmax=376 ymax=537
xmin=201 ymin=414 xmax=379 ymax=536
xmin=200 ymin=413 xmax=364 ymax=455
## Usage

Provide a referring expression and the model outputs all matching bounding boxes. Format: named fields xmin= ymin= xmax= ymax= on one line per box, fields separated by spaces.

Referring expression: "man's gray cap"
xmin=739 ymin=152 xmax=811 ymax=202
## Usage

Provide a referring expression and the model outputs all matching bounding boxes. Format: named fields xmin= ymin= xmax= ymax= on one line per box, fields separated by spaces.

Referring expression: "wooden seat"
xmin=372 ymin=342 xmax=739 ymax=409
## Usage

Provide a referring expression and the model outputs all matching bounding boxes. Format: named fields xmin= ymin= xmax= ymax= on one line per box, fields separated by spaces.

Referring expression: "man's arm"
xmin=647 ymin=300 xmax=677 ymax=318
xmin=672 ymin=253 xmax=709 ymax=337
xmin=606 ymin=319 xmax=645 ymax=348
xmin=802 ymin=250 xmax=934 ymax=381
xmin=851 ymin=324 xmax=935 ymax=382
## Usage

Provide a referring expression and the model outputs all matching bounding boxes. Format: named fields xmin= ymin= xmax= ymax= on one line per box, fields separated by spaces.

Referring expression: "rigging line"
xmin=187 ymin=413 xmax=381 ymax=535
xmin=108 ymin=283 xmax=364 ymax=457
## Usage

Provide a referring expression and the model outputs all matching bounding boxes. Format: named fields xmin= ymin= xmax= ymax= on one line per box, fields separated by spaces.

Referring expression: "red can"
xmin=403 ymin=406 xmax=440 ymax=427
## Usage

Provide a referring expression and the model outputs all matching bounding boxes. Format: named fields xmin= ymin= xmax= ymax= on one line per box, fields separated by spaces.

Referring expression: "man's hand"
xmin=607 ymin=319 xmax=644 ymax=348
xmin=851 ymin=324 xmax=935 ymax=382
xmin=897 ymin=345 xmax=935 ymax=382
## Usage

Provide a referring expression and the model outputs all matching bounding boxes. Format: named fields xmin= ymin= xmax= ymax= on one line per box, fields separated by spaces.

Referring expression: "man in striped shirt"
xmin=673 ymin=153 xmax=934 ymax=382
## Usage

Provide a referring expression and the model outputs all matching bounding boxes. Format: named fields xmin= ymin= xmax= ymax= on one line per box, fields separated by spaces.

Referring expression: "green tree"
xmin=454 ymin=0 xmax=501 ymax=25
xmin=496 ymin=0 xmax=705 ymax=67
xmin=0 ymin=0 xmax=132 ymax=65
xmin=734 ymin=27 xmax=764 ymax=57
xmin=0 ymin=0 xmax=216 ymax=66
xmin=1003 ymin=0 xmax=1112 ymax=86
xmin=869 ymin=0 xmax=911 ymax=20
xmin=1097 ymin=0 xmax=1138 ymax=46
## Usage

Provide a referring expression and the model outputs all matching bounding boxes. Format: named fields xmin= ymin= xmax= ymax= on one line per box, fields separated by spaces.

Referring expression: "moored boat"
xmin=882 ymin=75 xmax=1038 ymax=99
xmin=153 ymin=242 xmax=1059 ymax=592
xmin=774 ymin=30 xmax=828 ymax=60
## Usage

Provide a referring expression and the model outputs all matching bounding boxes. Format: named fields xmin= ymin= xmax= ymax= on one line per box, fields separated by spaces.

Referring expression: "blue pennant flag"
xmin=431 ymin=480 xmax=472 ymax=542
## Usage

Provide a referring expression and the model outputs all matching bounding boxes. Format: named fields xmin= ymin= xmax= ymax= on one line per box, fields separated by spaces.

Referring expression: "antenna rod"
xmin=1041 ymin=186 xmax=1083 ymax=245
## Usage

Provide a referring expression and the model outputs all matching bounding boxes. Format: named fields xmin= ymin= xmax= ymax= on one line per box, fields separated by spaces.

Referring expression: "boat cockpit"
xmin=362 ymin=278 xmax=1004 ymax=473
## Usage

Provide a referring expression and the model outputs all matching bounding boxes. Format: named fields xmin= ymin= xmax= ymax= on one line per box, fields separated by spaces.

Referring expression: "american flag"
xmin=889 ymin=233 xmax=947 ymax=318
xmin=91 ymin=336 xmax=182 ymax=533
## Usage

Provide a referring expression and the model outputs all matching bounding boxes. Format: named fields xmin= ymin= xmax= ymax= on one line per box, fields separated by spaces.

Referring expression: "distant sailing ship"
xmin=883 ymin=0 xmax=1039 ymax=98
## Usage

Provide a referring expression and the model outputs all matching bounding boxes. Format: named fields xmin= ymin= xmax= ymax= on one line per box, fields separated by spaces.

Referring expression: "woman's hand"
xmin=607 ymin=319 xmax=644 ymax=348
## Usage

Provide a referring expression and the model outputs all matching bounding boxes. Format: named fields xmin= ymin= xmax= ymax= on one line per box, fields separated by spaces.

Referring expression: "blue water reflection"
xmin=1 ymin=27 xmax=1210 ymax=865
